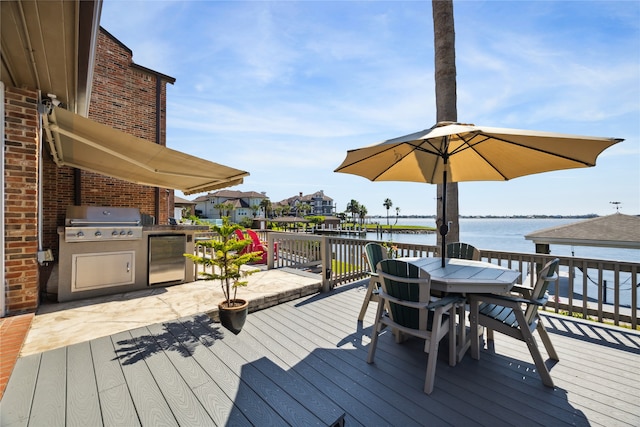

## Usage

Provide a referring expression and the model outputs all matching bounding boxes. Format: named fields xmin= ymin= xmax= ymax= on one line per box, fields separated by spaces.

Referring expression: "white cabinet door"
xmin=72 ymin=251 xmax=135 ymax=291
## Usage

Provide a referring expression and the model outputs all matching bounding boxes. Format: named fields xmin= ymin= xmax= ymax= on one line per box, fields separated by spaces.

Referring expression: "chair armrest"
xmin=429 ymin=295 xmax=465 ymax=310
xmin=470 ymin=293 xmax=546 ymax=307
xmin=511 ymin=284 xmax=534 ymax=296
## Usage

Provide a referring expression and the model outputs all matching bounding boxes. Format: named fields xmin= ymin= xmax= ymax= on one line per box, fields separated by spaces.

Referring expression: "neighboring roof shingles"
xmin=525 ymin=213 xmax=640 ymax=249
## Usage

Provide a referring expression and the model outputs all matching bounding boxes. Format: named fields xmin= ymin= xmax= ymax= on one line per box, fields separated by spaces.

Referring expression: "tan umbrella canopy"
xmin=335 ymin=121 xmax=623 ymax=266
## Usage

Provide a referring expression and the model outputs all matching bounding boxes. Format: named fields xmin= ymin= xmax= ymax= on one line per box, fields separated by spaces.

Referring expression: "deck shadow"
xmin=543 ymin=314 xmax=640 ymax=354
xmin=294 ymin=280 xmax=366 ymax=307
xmin=113 ymin=314 xmax=224 ymax=365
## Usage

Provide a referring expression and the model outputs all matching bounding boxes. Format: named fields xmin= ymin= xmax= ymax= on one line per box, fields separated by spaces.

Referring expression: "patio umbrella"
xmin=334 ymin=121 xmax=623 ymax=267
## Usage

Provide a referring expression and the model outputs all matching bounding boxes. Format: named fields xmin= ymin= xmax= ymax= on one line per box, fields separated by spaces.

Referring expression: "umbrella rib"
xmin=446 ymin=133 xmax=598 ymax=181
xmin=335 ymin=145 xmax=398 ymax=171
xmin=471 ymin=133 xmax=597 ymax=166
xmin=368 ymin=147 xmax=416 ymax=181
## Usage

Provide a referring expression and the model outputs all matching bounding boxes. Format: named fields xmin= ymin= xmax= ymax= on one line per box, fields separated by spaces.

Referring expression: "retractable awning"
xmin=43 ymin=107 xmax=249 ymax=195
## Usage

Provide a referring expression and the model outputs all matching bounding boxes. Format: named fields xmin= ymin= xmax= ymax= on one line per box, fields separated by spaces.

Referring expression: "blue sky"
xmin=100 ymin=0 xmax=639 ymax=217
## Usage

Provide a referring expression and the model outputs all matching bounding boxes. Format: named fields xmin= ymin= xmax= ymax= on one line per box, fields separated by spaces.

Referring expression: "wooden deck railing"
xmin=195 ymin=231 xmax=639 ymax=329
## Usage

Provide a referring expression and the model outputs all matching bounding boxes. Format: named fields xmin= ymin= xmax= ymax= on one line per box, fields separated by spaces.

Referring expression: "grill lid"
xmin=65 ymin=206 xmax=141 ymax=226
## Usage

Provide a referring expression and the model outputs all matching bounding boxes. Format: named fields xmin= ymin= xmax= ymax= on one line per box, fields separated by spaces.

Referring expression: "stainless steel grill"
xmin=64 ymin=206 xmax=143 ymax=242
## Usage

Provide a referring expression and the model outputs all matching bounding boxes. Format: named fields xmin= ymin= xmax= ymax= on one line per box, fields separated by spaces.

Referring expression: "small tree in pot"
xmin=185 ymin=218 xmax=263 ymax=334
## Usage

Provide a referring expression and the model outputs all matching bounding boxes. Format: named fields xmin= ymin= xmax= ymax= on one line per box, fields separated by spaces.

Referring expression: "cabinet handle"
xmin=126 ymin=262 xmax=130 ymax=272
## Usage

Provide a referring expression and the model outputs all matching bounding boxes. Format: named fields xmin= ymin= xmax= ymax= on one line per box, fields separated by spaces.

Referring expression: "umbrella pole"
xmin=440 ymin=167 xmax=448 ymax=268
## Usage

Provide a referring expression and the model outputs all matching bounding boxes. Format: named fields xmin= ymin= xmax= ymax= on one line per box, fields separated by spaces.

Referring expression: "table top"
xmin=398 ymin=257 xmax=521 ymax=294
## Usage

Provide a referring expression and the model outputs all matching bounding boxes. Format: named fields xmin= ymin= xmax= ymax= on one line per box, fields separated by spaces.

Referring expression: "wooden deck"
xmin=2 ymin=281 xmax=639 ymax=426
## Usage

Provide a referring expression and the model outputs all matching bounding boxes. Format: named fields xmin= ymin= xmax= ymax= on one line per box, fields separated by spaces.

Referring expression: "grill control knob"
xmin=127 ymin=230 xmax=134 ymax=236
xmin=76 ymin=231 xmax=84 ymax=238
xmin=120 ymin=230 xmax=126 ymax=236
xmin=94 ymin=231 xmax=102 ymax=238
xmin=112 ymin=230 xmax=119 ymax=237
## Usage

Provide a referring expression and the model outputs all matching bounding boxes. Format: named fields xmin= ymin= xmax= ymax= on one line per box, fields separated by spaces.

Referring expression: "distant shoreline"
xmin=368 ymin=214 xmax=600 ymax=220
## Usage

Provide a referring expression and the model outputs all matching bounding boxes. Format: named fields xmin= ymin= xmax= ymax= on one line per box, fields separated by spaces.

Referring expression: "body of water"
xmin=365 ymin=217 xmax=639 ymax=263
xmin=358 ymin=217 xmax=639 ymax=308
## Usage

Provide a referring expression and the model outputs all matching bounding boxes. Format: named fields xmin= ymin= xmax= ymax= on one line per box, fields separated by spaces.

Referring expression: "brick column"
xmin=3 ymin=87 xmax=40 ymax=314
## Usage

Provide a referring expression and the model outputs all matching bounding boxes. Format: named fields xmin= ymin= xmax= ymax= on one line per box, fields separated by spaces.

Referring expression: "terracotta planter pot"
xmin=218 ymin=299 xmax=249 ymax=334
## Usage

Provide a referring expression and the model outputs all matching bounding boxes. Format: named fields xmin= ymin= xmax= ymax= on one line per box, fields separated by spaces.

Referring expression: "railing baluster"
xmin=193 ymin=230 xmax=639 ymax=328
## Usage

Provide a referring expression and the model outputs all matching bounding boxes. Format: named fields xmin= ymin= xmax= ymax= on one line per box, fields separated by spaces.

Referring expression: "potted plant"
xmin=185 ymin=218 xmax=263 ymax=334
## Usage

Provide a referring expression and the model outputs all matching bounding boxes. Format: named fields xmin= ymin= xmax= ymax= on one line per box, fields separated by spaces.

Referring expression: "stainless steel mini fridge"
xmin=148 ymin=234 xmax=186 ymax=285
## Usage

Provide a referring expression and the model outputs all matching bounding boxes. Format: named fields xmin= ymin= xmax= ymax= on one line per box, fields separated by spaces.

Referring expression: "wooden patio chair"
xmin=447 ymin=242 xmax=481 ymax=261
xmin=246 ymin=229 xmax=278 ymax=263
xmin=234 ymin=229 xmax=253 ymax=255
xmin=446 ymin=241 xmax=481 ymax=359
xmin=357 ymin=242 xmax=387 ymax=321
xmin=469 ymin=258 xmax=560 ymax=387
xmin=367 ymin=259 xmax=463 ymax=394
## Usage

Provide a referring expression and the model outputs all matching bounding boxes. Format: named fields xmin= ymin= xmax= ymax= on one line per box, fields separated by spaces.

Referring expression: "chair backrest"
xmin=364 ymin=242 xmax=387 ymax=273
xmin=246 ymin=229 xmax=263 ymax=245
xmin=234 ymin=229 xmax=246 ymax=240
xmin=377 ymin=259 xmax=431 ymax=330
xmin=447 ymin=242 xmax=480 ymax=261
xmin=525 ymin=258 xmax=560 ymax=322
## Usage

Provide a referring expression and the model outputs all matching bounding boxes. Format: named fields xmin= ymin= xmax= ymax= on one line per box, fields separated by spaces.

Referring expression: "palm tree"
xmin=358 ymin=205 xmax=368 ymax=227
xmin=259 ymin=199 xmax=271 ymax=218
xmin=223 ymin=202 xmax=235 ymax=218
xmin=251 ymin=204 xmax=260 ymax=218
xmin=395 ymin=206 xmax=401 ymax=225
xmin=383 ymin=198 xmax=393 ymax=226
xmin=299 ymin=203 xmax=311 ymax=217
xmin=432 ymin=0 xmax=459 ymax=245
xmin=346 ymin=199 xmax=359 ymax=225
xmin=213 ymin=202 xmax=225 ymax=219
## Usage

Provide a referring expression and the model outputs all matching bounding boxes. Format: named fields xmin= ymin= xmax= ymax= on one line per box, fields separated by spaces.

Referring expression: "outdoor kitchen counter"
xmin=55 ymin=225 xmax=209 ymax=302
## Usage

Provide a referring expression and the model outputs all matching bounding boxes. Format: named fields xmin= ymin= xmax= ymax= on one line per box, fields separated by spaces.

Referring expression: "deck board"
xmin=127 ymin=326 xmax=215 ymax=426
xmin=1 ymin=281 xmax=639 ymax=426
xmin=91 ymin=335 xmax=141 ymax=427
xmin=28 ymin=347 xmax=66 ymax=426
xmin=0 ymin=353 xmax=40 ymax=427
xmin=157 ymin=319 xmax=253 ymax=426
xmin=67 ymin=341 xmax=102 ymax=426
xmin=110 ymin=331 xmax=178 ymax=426
xmin=262 ymin=307 xmax=427 ymax=426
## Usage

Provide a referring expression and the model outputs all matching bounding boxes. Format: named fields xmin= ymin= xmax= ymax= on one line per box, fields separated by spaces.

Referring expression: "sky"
xmin=100 ymin=0 xmax=640 ymax=217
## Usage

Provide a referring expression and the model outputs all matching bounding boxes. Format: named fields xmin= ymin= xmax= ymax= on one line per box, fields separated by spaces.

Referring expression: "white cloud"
xmin=101 ymin=0 xmax=640 ymax=216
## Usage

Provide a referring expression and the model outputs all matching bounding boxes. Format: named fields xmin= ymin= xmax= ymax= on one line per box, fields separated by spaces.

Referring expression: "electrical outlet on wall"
xmin=37 ymin=249 xmax=54 ymax=264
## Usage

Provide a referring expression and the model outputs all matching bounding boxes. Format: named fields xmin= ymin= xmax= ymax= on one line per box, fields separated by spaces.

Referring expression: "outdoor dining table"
xmin=397 ymin=257 xmax=522 ymax=361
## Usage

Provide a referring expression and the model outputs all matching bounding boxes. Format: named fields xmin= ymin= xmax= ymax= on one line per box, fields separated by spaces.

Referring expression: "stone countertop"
xmin=144 ymin=225 xmax=210 ymax=232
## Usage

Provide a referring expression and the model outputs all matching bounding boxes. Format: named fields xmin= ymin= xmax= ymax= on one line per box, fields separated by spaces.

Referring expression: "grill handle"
xmin=68 ymin=220 xmax=141 ymax=226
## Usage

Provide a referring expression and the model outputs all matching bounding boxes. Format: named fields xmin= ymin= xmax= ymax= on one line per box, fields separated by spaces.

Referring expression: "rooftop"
xmin=525 ymin=213 xmax=640 ymax=249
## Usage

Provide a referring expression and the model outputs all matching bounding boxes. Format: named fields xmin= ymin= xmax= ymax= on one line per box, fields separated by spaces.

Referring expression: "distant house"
xmin=194 ymin=190 xmax=268 ymax=223
xmin=174 ymin=196 xmax=197 ymax=220
xmin=276 ymin=190 xmax=335 ymax=216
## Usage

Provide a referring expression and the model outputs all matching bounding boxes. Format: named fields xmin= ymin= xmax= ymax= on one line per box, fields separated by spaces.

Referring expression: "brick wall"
xmin=41 ymin=28 xmax=174 ymax=258
xmin=3 ymin=88 xmax=40 ymax=313
xmin=84 ymin=29 xmax=172 ymax=221
xmin=3 ymin=28 xmax=175 ymax=314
